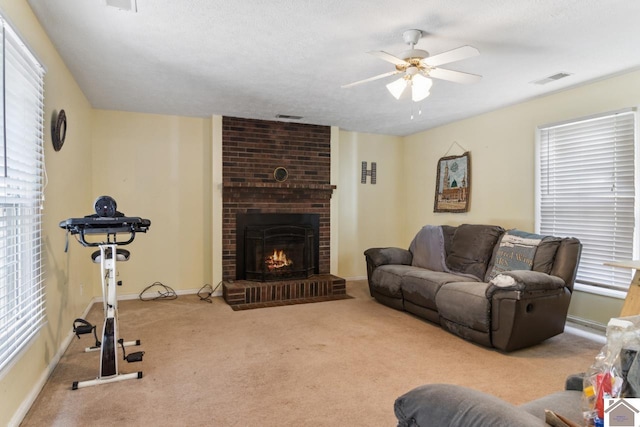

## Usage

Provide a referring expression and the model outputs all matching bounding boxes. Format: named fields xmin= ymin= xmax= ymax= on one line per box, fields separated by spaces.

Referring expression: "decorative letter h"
xmin=361 ymin=161 xmax=377 ymax=184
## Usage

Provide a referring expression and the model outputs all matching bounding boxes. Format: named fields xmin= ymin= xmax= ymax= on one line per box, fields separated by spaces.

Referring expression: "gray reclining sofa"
xmin=364 ymin=224 xmax=582 ymax=351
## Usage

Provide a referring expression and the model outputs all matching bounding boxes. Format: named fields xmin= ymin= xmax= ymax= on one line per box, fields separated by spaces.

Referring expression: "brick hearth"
xmin=222 ymin=275 xmax=347 ymax=310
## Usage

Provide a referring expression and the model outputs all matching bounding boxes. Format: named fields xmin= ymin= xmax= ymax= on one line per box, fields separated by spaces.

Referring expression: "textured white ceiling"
xmin=27 ymin=0 xmax=640 ymax=136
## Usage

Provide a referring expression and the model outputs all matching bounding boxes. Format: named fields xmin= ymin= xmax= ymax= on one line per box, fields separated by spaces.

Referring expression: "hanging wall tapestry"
xmin=434 ymin=151 xmax=470 ymax=213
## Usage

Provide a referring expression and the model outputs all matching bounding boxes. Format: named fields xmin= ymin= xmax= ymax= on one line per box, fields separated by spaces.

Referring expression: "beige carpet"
xmin=21 ymin=280 xmax=602 ymax=426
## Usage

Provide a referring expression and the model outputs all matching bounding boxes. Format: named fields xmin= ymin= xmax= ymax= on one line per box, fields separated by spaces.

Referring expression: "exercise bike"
xmin=60 ymin=196 xmax=151 ymax=390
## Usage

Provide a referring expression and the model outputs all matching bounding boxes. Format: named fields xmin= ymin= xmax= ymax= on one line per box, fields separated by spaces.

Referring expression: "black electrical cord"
xmin=139 ymin=281 xmax=177 ymax=301
xmin=197 ymin=281 xmax=222 ymax=303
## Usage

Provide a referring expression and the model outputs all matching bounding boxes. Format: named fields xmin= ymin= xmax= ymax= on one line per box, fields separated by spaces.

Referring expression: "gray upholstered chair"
xmin=394 ymin=374 xmax=584 ymax=427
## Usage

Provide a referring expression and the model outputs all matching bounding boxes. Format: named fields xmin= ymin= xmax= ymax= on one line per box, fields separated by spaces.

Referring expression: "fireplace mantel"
xmin=223 ymin=182 xmax=336 ymax=191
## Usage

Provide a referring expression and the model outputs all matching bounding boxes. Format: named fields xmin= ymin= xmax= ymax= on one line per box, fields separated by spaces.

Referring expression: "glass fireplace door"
xmin=244 ymin=225 xmax=314 ymax=282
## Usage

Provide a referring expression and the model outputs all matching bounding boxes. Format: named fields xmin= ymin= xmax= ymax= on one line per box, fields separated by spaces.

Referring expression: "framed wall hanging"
xmin=434 ymin=151 xmax=470 ymax=213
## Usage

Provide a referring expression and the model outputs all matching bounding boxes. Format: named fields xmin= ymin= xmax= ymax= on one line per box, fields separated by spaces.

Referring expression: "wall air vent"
xmin=275 ymin=114 xmax=303 ymax=120
xmin=105 ymin=0 xmax=137 ymax=12
xmin=531 ymin=72 xmax=573 ymax=85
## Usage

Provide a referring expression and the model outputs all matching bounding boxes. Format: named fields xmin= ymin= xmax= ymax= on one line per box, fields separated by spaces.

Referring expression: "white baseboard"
xmin=98 ymin=286 xmax=222 ymax=302
xmin=344 ymin=275 xmax=367 ymax=281
xmin=118 ymin=287 xmax=202 ymax=301
xmin=564 ymin=321 xmax=606 ymax=344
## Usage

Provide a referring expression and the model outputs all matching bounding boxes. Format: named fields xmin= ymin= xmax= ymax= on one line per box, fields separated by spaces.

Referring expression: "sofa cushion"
xmin=436 ymin=281 xmax=492 ymax=333
xmin=402 ymin=270 xmax=477 ymax=310
xmin=395 ymin=384 xmax=547 ymax=427
xmin=532 ymin=237 xmax=562 ymax=274
xmin=441 ymin=225 xmax=456 ymax=257
xmin=446 ymin=224 xmax=504 ymax=280
xmin=519 ymin=390 xmax=583 ymax=426
xmin=370 ymin=265 xmax=421 ymax=299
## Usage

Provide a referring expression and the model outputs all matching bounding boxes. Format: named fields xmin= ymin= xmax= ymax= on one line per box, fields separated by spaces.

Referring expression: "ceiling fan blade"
xmin=367 ymin=50 xmax=408 ymax=66
xmin=341 ymin=70 xmax=401 ymax=88
xmin=422 ymin=45 xmax=479 ymax=67
xmin=428 ymin=67 xmax=482 ymax=84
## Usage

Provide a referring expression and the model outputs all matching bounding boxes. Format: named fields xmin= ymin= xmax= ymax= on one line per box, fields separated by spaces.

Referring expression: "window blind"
xmin=0 ymin=21 xmax=46 ymax=373
xmin=538 ymin=110 xmax=636 ymax=292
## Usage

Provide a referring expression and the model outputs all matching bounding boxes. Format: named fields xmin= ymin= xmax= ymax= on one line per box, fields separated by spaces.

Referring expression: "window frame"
xmin=0 ymin=16 xmax=46 ymax=376
xmin=535 ymin=108 xmax=639 ymax=299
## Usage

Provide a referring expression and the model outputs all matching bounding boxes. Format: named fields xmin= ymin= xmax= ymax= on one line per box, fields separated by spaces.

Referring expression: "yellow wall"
xmin=0 ymin=2 xmax=94 ymax=426
xmin=402 ymin=70 xmax=640 ymax=237
xmin=336 ymin=131 xmax=405 ymax=278
xmin=91 ymin=110 xmax=213 ymax=295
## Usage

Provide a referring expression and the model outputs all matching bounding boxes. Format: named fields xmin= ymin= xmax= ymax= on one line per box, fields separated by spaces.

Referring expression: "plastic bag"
xmin=583 ymin=315 xmax=640 ymax=426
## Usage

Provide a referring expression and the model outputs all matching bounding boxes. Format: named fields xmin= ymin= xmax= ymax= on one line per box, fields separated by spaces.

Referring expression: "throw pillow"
xmin=445 ymin=224 xmax=504 ymax=280
xmin=486 ymin=229 xmax=547 ymax=281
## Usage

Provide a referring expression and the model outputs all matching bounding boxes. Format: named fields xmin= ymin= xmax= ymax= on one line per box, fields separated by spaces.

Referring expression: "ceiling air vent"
xmin=531 ymin=72 xmax=572 ymax=85
xmin=275 ymin=114 xmax=303 ymax=120
xmin=105 ymin=0 xmax=137 ymax=12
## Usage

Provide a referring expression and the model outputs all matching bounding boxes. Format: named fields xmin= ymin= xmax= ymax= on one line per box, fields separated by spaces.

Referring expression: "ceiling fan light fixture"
xmin=386 ymin=77 xmax=408 ymax=100
xmin=411 ymin=74 xmax=432 ymax=102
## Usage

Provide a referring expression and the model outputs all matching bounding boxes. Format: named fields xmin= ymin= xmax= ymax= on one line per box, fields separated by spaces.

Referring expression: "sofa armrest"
xmin=363 ymin=247 xmax=412 ymax=298
xmin=486 ymin=270 xmax=566 ymax=299
xmin=364 ymin=247 xmax=412 ymax=268
xmin=394 ymin=384 xmax=547 ymax=427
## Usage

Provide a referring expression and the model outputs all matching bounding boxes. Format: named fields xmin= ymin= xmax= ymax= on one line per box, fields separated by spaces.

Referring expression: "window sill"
xmin=573 ymin=283 xmax=626 ymax=300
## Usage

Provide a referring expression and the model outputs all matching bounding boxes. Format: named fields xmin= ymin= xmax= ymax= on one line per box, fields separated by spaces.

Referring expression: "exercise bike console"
xmin=60 ymin=216 xmax=150 ymax=246
xmin=60 ymin=196 xmax=151 ymax=390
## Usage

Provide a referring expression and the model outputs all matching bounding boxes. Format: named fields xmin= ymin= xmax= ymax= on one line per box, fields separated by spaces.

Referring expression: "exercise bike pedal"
xmin=73 ymin=318 xmax=101 ymax=348
xmin=73 ymin=318 xmax=94 ymax=336
xmin=125 ymin=351 xmax=144 ymax=363
xmin=75 ymin=324 xmax=93 ymax=335
xmin=118 ymin=338 xmax=144 ymax=363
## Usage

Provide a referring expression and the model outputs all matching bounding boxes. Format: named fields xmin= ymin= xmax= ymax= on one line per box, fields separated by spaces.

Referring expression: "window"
xmin=0 ymin=19 xmax=45 ymax=373
xmin=537 ymin=109 xmax=637 ymax=295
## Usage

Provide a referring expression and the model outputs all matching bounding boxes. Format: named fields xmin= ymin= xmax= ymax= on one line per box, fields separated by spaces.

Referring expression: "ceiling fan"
xmin=342 ymin=29 xmax=482 ymax=102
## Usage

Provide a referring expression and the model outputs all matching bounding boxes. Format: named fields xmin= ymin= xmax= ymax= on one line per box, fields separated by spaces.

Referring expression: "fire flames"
xmin=265 ymin=249 xmax=293 ymax=271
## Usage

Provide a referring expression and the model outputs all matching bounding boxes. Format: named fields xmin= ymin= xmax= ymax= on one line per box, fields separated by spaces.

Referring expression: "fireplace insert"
xmin=236 ymin=213 xmax=320 ymax=281
xmin=244 ymin=225 xmax=315 ymax=282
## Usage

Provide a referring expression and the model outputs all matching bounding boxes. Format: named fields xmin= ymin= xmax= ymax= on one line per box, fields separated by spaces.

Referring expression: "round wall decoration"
xmin=274 ymin=166 xmax=289 ymax=182
xmin=51 ymin=109 xmax=67 ymax=151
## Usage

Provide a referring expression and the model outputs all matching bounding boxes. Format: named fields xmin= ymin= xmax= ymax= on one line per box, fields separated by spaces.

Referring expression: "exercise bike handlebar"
xmin=59 ymin=216 xmax=151 ymax=247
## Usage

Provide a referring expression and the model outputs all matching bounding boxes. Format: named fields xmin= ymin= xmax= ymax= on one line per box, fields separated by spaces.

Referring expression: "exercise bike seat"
xmin=91 ymin=248 xmax=131 ymax=263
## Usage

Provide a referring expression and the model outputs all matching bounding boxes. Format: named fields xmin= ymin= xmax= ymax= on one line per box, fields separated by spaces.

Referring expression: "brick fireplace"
xmin=221 ymin=116 xmax=346 ymax=309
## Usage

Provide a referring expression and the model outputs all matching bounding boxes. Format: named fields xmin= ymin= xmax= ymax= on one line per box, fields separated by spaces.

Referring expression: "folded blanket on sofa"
xmin=409 ymin=225 xmax=449 ymax=272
